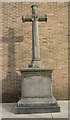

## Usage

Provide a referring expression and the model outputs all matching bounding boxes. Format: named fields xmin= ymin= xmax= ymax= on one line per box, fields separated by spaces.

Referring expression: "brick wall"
xmin=2 ymin=2 xmax=68 ymax=102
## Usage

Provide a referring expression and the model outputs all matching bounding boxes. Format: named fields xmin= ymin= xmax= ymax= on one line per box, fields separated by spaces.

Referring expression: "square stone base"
xmin=14 ymin=97 xmax=60 ymax=114
xmin=14 ymin=68 xmax=60 ymax=114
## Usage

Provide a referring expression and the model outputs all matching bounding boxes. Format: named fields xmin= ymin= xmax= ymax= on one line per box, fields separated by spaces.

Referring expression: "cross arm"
xmin=22 ymin=16 xmax=32 ymax=22
xmin=38 ymin=15 xmax=47 ymax=22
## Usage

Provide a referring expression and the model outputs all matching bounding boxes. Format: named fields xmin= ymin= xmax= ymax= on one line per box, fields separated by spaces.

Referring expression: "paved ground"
xmin=0 ymin=101 xmax=68 ymax=119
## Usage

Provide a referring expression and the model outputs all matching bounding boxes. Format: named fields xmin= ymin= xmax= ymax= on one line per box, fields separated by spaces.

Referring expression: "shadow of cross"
xmin=2 ymin=28 xmax=23 ymax=80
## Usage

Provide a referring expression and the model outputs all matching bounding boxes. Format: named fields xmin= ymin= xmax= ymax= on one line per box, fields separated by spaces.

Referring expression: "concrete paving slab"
xmin=2 ymin=103 xmax=30 ymax=118
xmin=29 ymin=113 xmax=52 ymax=118
xmin=52 ymin=101 xmax=68 ymax=118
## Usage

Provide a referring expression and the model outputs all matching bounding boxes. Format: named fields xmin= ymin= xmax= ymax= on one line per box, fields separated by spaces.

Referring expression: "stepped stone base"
xmin=14 ymin=97 xmax=60 ymax=114
xmin=14 ymin=68 xmax=60 ymax=114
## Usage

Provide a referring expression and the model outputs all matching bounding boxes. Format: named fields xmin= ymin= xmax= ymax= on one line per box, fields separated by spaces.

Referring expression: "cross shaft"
xmin=22 ymin=5 xmax=47 ymax=68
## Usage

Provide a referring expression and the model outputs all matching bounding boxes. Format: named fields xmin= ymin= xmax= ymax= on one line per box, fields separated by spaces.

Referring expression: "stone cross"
xmin=22 ymin=5 xmax=47 ymax=68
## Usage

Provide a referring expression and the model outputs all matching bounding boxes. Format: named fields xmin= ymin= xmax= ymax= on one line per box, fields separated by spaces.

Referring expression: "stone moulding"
xmin=14 ymin=68 xmax=60 ymax=114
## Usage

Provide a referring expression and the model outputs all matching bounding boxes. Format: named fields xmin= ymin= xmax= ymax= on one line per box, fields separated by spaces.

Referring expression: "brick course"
xmin=1 ymin=2 xmax=68 ymax=102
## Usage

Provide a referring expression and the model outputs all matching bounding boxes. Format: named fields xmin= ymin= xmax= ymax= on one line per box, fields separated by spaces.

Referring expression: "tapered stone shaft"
xmin=22 ymin=5 xmax=47 ymax=68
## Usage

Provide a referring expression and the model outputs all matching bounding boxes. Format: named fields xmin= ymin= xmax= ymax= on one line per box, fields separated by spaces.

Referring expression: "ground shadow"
xmin=2 ymin=28 xmax=23 ymax=103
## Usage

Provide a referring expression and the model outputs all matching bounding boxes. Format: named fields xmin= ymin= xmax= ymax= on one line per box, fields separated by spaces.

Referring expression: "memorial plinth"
xmin=15 ymin=68 xmax=60 ymax=113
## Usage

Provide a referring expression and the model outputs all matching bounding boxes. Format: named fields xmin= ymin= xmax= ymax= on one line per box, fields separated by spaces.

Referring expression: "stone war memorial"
xmin=14 ymin=5 xmax=60 ymax=114
xmin=2 ymin=2 xmax=68 ymax=111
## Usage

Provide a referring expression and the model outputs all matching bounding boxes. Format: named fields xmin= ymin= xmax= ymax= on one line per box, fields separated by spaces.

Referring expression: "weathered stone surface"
xmin=22 ymin=76 xmax=51 ymax=97
xmin=14 ymin=97 xmax=60 ymax=114
xmin=18 ymin=97 xmax=57 ymax=106
xmin=15 ymin=68 xmax=60 ymax=113
xmin=22 ymin=5 xmax=47 ymax=68
xmin=21 ymin=68 xmax=53 ymax=98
